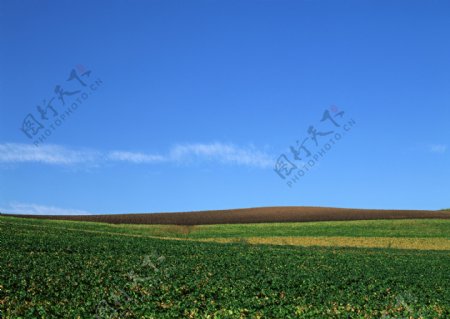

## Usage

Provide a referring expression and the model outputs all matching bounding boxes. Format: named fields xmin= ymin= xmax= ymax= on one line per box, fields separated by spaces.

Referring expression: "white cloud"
xmin=0 ymin=143 xmax=99 ymax=165
xmin=429 ymin=144 xmax=447 ymax=154
xmin=170 ymin=143 xmax=273 ymax=168
xmin=107 ymin=151 xmax=165 ymax=163
xmin=0 ymin=142 xmax=273 ymax=168
xmin=0 ymin=202 xmax=92 ymax=215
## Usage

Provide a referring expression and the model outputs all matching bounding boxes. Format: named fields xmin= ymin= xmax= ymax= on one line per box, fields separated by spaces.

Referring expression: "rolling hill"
xmin=3 ymin=206 xmax=450 ymax=225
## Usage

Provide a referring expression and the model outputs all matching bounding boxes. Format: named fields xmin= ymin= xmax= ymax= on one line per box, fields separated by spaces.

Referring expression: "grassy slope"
xmin=186 ymin=219 xmax=450 ymax=239
xmin=1 ymin=216 xmax=450 ymax=251
xmin=2 ymin=215 xmax=449 ymax=238
xmin=1 ymin=216 xmax=449 ymax=318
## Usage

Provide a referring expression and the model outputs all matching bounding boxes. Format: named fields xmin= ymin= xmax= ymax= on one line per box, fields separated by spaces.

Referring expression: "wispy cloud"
xmin=170 ymin=143 xmax=273 ymax=168
xmin=0 ymin=143 xmax=99 ymax=165
xmin=0 ymin=142 xmax=273 ymax=168
xmin=0 ymin=202 xmax=92 ymax=215
xmin=107 ymin=151 xmax=165 ymax=163
xmin=429 ymin=144 xmax=447 ymax=154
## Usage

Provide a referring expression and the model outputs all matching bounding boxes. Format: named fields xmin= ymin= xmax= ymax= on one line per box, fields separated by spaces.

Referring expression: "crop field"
xmin=1 ymin=216 xmax=450 ymax=318
xmin=2 ymin=216 xmax=449 ymax=250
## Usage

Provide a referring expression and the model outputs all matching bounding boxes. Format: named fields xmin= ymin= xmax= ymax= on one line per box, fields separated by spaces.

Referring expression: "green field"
xmin=1 ymin=216 xmax=449 ymax=318
xmin=2 ymin=215 xmax=450 ymax=239
xmin=2 ymin=216 xmax=449 ymax=250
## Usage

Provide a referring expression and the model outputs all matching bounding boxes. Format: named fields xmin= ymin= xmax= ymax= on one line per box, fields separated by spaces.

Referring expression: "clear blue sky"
xmin=0 ymin=0 xmax=449 ymax=215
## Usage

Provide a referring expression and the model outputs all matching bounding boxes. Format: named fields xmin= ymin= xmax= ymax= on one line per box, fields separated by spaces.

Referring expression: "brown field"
xmin=3 ymin=206 xmax=450 ymax=225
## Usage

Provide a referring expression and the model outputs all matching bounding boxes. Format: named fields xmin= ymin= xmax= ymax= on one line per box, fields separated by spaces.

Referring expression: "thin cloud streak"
xmin=108 ymin=151 xmax=166 ymax=163
xmin=170 ymin=143 xmax=273 ymax=168
xmin=0 ymin=202 xmax=92 ymax=215
xmin=0 ymin=142 xmax=273 ymax=168
xmin=429 ymin=144 xmax=447 ymax=154
xmin=0 ymin=143 xmax=99 ymax=165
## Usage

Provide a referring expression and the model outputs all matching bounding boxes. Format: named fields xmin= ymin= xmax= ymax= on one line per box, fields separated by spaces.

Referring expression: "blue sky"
xmin=0 ymin=0 xmax=449 ymax=215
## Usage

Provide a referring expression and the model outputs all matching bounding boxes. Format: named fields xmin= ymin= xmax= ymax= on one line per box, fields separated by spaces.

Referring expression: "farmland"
xmin=1 ymin=216 xmax=450 ymax=318
xmin=2 ymin=216 xmax=449 ymax=250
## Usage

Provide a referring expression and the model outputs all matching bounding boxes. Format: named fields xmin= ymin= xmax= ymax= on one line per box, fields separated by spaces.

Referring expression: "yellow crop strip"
xmin=193 ymin=236 xmax=450 ymax=251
